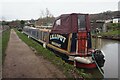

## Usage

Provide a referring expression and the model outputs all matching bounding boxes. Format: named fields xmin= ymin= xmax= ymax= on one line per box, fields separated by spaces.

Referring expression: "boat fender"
xmin=74 ymin=57 xmax=91 ymax=64
xmin=94 ymin=50 xmax=105 ymax=60
xmin=93 ymin=50 xmax=105 ymax=67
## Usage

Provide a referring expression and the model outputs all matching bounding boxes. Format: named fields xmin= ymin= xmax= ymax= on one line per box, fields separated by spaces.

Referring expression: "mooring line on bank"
xmin=92 ymin=53 xmax=104 ymax=76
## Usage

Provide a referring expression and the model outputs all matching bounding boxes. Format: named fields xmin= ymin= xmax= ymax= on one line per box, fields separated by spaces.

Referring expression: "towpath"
xmin=3 ymin=29 xmax=66 ymax=78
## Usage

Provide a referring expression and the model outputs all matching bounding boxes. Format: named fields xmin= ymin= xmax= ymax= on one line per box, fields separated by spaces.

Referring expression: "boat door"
xmin=77 ymin=15 xmax=88 ymax=54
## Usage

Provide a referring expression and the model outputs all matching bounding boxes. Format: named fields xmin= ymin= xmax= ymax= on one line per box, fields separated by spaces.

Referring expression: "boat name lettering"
xmin=51 ymin=41 xmax=61 ymax=47
xmin=50 ymin=34 xmax=66 ymax=43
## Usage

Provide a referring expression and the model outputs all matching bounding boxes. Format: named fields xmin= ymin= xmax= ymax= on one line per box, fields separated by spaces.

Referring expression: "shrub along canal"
xmin=91 ymin=38 xmax=119 ymax=78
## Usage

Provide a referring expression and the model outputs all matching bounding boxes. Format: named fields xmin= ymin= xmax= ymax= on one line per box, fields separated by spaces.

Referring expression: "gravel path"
xmin=3 ymin=29 xmax=66 ymax=78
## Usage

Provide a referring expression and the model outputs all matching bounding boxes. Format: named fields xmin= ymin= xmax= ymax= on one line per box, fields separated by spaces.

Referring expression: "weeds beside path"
xmin=0 ymin=29 xmax=10 ymax=79
xmin=2 ymin=29 xmax=10 ymax=64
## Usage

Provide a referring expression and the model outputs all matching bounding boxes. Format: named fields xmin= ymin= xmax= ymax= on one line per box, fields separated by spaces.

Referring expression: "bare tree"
xmin=38 ymin=8 xmax=55 ymax=26
xmin=40 ymin=8 xmax=52 ymax=19
xmin=46 ymin=8 xmax=50 ymax=18
xmin=45 ymin=8 xmax=50 ymax=25
xmin=40 ymin=10 xmax=45 ymax=19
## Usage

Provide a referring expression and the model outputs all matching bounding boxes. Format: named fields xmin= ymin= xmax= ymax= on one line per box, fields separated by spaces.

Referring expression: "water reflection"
xmin=91 ymin=38 xmax=119 ymax=78
xmin=92 ymin=38 xmax=119 ymax=49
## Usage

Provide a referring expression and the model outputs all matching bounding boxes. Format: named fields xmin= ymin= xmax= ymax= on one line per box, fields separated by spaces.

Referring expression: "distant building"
xmin=25 ymin=19 xmax=35 ymax=27
xmin=105 ymin=19 xmax=112 ymax=23
xmin=90 ymin=19 xmax=117 ymax=33
xmin=112 ymin=17 xmax=120 ymax=23
xmin=35 ymin=19 xmax=44 ymax=26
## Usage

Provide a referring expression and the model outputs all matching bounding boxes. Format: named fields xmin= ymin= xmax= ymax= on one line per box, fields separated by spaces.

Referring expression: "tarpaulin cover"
xmin=51 ymin=13 xmax=78 ymax=34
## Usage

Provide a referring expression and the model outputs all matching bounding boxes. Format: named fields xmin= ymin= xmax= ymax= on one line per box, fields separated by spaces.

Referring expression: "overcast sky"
xmin=0 ymin=0 xmax=119 ymax=21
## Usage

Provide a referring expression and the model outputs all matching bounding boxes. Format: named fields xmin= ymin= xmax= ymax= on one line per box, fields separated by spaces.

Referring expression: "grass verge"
xmin=100 ymin=30 xmax=120 ymax=36
xmin=15 ymin=29 xmax=91 ymax=78
xmin=2 ymin=29 xmax=11 ymax=64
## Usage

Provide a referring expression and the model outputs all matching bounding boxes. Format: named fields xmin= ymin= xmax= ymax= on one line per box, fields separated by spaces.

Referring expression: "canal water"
xmin=88 ymin=38 xmax=119 ymax=78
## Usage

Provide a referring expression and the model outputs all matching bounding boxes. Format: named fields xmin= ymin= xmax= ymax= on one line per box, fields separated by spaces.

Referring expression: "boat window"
xmin=55 ymin=19 xmax=61 ymax=26
xmin=78 ymin=15 xmax=86 ymax=30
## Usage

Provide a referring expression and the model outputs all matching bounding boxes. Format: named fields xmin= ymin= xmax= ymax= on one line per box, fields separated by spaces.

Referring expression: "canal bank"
xmin=92 ymin=29 xmax=120 ymax=41
xmin=101 ymin=35 xmax=120 ymax=41
xmin=92 ymin=35 xmax=120 ymax=41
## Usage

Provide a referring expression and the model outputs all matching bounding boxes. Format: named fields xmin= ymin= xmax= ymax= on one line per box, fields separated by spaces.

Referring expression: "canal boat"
xmin=23 ymin=13 xmax=105 ymax=68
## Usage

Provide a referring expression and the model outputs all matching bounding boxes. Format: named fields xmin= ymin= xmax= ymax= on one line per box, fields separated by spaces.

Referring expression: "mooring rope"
xmin=92 ymin=53 xmax=104 ymax=76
